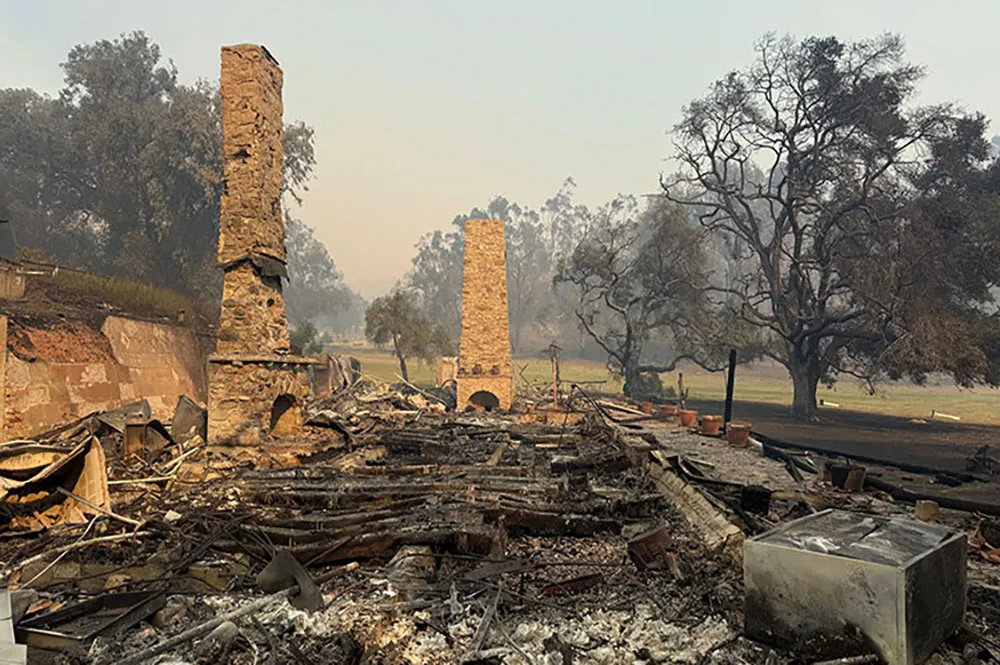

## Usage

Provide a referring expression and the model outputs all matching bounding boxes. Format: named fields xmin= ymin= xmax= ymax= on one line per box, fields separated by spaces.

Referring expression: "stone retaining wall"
xmin=3 ymin=315 xmax=209 ymax=438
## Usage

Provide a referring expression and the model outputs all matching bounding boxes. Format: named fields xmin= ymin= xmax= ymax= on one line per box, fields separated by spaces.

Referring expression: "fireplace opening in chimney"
xmin=269 ymin=394 xmax=298 ymax=434
xmin=468 ymin=390 xmax=500 ymax=412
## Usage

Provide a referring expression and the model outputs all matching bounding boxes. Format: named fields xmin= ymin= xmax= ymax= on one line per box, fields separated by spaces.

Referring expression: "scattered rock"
xmin=194 ymin=620 xmax=239 ymax=657
xmin=152 ymin=600 xmax=188 ymax=628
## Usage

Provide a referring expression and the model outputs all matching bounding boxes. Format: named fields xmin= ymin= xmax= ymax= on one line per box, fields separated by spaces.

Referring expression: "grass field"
xmin=332 ymin=347 xmax=1000 ymax=426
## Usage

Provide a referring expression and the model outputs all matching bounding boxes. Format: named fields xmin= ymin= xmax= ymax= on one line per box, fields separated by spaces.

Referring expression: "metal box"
xmin=744 ymin=509 xmax=966 ymax=665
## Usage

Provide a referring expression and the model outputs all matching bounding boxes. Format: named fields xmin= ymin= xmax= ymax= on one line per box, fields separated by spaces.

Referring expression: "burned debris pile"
xmin=305 ymin=377 xmax=454 ymax=435
xmin=0 ymin=38 xmax=996 ymax=665
xmin=0 ymin=382 xmax=995 ymax=665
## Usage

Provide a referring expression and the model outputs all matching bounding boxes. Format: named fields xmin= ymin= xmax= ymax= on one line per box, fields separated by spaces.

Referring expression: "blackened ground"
xmin=689 ymin=398 xmax=1000 ymax=475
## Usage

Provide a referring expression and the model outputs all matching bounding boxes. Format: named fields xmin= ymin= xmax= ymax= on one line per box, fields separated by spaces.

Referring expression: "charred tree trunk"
xmin=622 ymin=361 xmax=641 ymax=399
xmin=510 ymin=319 xmax=522 ymax=357
xmin=789 ymin=357 xmax=820 ymax=421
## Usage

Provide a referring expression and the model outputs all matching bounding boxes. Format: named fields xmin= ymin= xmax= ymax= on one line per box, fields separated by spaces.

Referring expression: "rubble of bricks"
xmin=456 ymin=219 xmax=514 ymax=411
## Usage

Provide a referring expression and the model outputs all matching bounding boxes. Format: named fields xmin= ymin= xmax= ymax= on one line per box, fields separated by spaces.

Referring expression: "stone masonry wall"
xmin=217 ymin=263 xmax=289 ymax=354
xmin=4 ymin=316 xmax=208 ymax=438
xmin=206 ymin=360 xmax=311 ymax=445
xmin=216 ymin=44 xmax=290 ymax=356
xmin=218 ymin=44 xmax=286 ymax=265
xmin=457 ymin=219 xmax=514 ymax=410
xmin=0 ymin=316 xmax=6 ymax=438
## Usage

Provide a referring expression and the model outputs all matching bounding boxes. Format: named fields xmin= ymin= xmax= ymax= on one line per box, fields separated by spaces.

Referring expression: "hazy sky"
xmin=2 ymin=1 xmax=998 ymax=297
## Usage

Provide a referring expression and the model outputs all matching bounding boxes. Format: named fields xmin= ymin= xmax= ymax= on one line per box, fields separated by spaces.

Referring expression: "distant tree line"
xmin=0 ymin=31 xmax=364 ymax=334
xmin=392 ymin=33 xmax=1000 ymax=417
xmin=393 ymin=178 xmax=730 ymax=392
xmin=406 ymin=180 xmax=587 ymax=357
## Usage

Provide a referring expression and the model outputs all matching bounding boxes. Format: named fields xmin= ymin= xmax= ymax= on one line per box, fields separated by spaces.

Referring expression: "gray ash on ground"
xmin=5 ymin=398 xmax=999 ymax=665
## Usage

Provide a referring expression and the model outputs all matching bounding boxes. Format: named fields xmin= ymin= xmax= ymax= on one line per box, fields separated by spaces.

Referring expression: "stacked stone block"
xmin=207 ymin=44 xmax=312 ymax=445
xmin=457 ymin=219 xmax=514 ymax=410
xmin=216 ymin=44 xmax=290 ymax=355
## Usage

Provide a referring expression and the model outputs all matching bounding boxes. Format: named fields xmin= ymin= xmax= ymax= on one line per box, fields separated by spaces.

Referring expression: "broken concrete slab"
xmin=744 ymin=509 xmax=967 ymax=665
xmin=0 ymin=591 xmax=18 ymax=641
xmin=0 ymin=646 xmax=26 ymax=665
xmin=0 ymin=592 xmax=25 ymax=664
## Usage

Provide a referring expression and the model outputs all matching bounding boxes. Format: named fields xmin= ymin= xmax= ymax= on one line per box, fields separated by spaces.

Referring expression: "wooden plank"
xmin=596 ymin=400 xmax=648 ymax=417
xmin=348 ymin=464 xmax=526 ymax=477
xmin=481 ymin=506 xmax=620 ymax=537
xmin=486 ymin=442 xmax=508 ymax=467
xmin=648 ymin=451 xmax=744 ymax=564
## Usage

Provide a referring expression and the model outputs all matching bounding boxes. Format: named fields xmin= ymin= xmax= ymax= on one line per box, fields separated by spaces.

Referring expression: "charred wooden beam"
xmin=551 ymin=452 xmax=629 ymax=475
xmin=481 ymin=506 xmax=621 ymax=537
xmin=215 ymin=525 xmax=496 ymax=565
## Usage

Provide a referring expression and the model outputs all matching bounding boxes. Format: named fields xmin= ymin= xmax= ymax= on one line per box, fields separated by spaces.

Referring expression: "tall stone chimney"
xmin=206 ymin=45 xmax=314 ymax=445
xmin=456 ymin=219 xmax=514 ymax=411
xmin=216 ymin=44 xmax=290 ymax=354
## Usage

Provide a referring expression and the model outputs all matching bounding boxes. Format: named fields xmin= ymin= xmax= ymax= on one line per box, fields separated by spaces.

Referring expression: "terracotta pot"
xmin=726 ymin=422 xmax=752 ymax=447
xmin=700 ymin=415 xmax=723 ymax=436
xmin=915 ymin=500 xmax=940 ymax=522
xmin=679 ymin=409 xmax=698 ymax=428
xmin=640 ymin=402 xmax=654 ymax=415
xmin=661 ymin=404 xmax=680 ymax=424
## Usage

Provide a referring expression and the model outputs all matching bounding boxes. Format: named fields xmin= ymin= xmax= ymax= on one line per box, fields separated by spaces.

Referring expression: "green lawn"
xmin=331 ymin=347 xmax=1000 ymax=426
xmin=677 ymin=370 xmax=1000 ymax=426
xmin=333 ymin=348 xmax=616 ymax=389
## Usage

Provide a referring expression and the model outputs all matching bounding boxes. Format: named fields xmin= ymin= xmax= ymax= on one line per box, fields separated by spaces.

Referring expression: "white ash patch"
xmin=484 ymin=605 xmax=733 ymax=664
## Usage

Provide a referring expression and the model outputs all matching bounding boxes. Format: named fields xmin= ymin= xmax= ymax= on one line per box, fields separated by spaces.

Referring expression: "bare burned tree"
xmin=662 ymin=33 xmax=985 ymax=419
xmin=554 ymin=197 xmax=726 ymax=397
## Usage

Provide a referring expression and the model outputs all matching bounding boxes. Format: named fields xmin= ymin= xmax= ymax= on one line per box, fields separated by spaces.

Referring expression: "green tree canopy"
xmin=0 ymin=30 xmax=362 ymax=333
xmin=365 ymin=290 xmax=449 ymax=382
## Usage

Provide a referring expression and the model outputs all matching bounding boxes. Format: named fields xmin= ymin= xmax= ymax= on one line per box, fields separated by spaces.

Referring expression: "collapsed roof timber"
xmin=2 ymin=381 xmax=998 ymax=664
xmin=0 ymin=43 xmax=996 ymax=665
